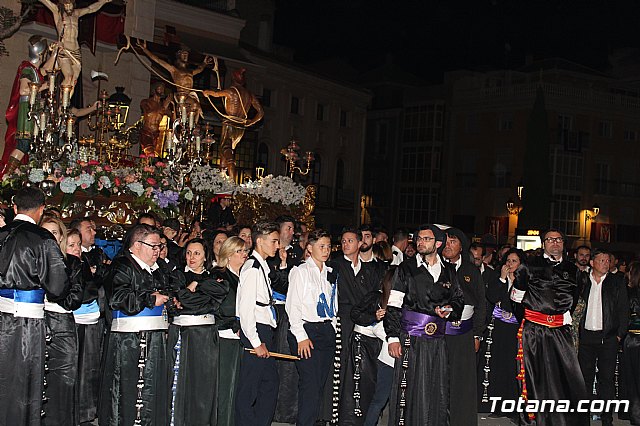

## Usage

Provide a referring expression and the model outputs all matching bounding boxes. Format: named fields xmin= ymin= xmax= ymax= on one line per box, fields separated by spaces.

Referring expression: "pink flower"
xmin=155 ymin=162 xmax=166 ymax=168
xmin=114 ymin=177 xmax=121 ymax=187
xmin=81 ymin=183 xmax=89 ymax=189
xmin=146 ymin=177 xmax=157 ymax=186
xmin=124 ymin=175 xmax=136 ymax=184
xmin=143 ymin=166 xmax=155 ymax=173
xmin=144 ymin=187 xmax=154 ymax=197
xmin=88 ymin=160 xmax=100 ymax=166
xmin=104 ymin=165 xmax=112 ymax=172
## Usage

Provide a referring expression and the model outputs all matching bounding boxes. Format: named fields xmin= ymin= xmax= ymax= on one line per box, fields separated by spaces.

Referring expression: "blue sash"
xmin=112 ymin=305 xmax=164 ymax=318
xmin=0 ymin=288 xmax=45 ymax=303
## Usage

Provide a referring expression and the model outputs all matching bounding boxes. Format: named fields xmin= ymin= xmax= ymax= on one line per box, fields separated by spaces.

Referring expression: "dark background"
xmin=273 ymin=0 xmax=640 ymax=82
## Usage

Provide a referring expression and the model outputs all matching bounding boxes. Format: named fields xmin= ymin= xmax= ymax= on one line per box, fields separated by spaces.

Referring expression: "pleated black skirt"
xmin=217 ymin=336 xmax=242 ymax=426
xmin=168 ymin=323 xmax=219 ymax=426
xmin=43 ymin=311 xmax=78 ymax=426
xmin=0 ymin=312 xmax=46 ymax=426
xmin=98 ymin=330 xmax=169 ymax=426
xmin=340 ymin=331 xmax=382 ymax=426
xmin=388 ymin=333 xmax=449 ymax=426
xmin=446 ymin=331 xmax=478 ymax=426
xmin=76 ymin=319 xmax=105 ymax=423
xmin=624 ymin=333 xmax=640 ymax=425
xmin=272 ymin=304 xmax=299 ymax=423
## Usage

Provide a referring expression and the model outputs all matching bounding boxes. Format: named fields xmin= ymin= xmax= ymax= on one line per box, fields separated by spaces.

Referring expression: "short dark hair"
xmin=274 ymin=215 xmax=296 ymax=227
xmin=163 ymin=218 xmax=181 ymax=232
xmin=68 ymin=217 xmax=93 ymax=231
xmin=185 ymin=237 xmax=213 ymax=271
xmin=541 ymin=228 xmax=566 ymax=243
xmin=373 ymin=227 xmax=388 ymax=237
xmin=14 ymin=187 xmax=45 ymax=212
xmin=136 ymin=212 xmax=157 ymax=225
xmin=591 ymin=248 xmax=611 ymax=259
xmin=308 ymin=229 xmax=331 ymax=245
xmin=359 ymin=224 xmax=373 ymax=233
xmin=252 ymin=221 xmax=279 ymax=244
xmin=341 ymin=227 xmax=362 ymax=241
xmin=393 ymin=228 xmax=410 ymax=243
xmin=128 ymin=224 xmax=161 ymax=249
xmin=469 ymin=242 xmax=486 ymax=257
xmin=575 ymin=245 xmax=591 ymax=253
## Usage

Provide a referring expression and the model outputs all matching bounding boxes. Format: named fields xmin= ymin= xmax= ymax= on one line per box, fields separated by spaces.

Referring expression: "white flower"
xmin=184 ymin=189 xmax=194 ymax=201
xmin=28 ymin=168 xmax=45 ymax=183
xmin=189 ymin=165 xmax=237 ymax=194
xmin=238 ymin=175 xmax=306 ymax=205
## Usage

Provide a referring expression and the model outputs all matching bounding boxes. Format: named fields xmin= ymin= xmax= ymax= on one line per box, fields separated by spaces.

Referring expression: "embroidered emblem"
xmin=464 ymin=275 xmax=471 ymax=283
xmin=442 ymin=281 xmax=451 ymax=289
xmin=424 ymin=322 xmax=438 ymax=335
xmin=547 ymin=315 xmax=554 ymax=323
xmin=563 ymin=272 xmax=569 ymax=279
xmin=501 ymin=311 xmax=513 ymax=320
xmin=452 ymin=320 xmax=462 ymax=327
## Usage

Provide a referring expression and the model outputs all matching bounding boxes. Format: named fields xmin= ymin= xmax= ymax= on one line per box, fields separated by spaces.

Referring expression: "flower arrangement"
xmin=239 ymin=175 xmax=306 ymax=205
xmin=189 ymin=165 xmax=236 ymax=195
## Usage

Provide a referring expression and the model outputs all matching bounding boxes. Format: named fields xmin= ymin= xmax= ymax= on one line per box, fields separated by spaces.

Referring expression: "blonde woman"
xmin=213 ymin=236 xmax=249 ymax=425
xmin=40 ymin=216 xmax=84 ymax=425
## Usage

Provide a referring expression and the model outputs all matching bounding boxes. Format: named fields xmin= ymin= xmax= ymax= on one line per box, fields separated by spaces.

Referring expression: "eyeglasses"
xmin=138 ymin=241 xmax=166 ymax=251
xmin=235 ymin=248 xmax=250 ymax=254
xmin=416 ymin=236 xmax=436 ymax=243
xmin=544 ymin=237 xmax=564 ymax=244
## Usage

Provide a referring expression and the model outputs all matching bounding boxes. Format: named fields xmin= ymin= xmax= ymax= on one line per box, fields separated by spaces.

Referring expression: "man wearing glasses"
xmin=510 ymin=229 xmax=589 ymax=425
xmin=100 ymin=224 xmax=173 ymax=425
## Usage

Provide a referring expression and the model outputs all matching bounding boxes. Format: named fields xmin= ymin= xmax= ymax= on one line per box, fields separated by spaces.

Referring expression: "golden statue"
xmin=140 ymin=82 xmax=173 ymax=156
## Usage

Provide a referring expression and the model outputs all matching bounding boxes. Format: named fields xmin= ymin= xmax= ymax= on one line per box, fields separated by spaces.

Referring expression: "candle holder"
xmin=281 ymin=137 xmax=314 ymax=178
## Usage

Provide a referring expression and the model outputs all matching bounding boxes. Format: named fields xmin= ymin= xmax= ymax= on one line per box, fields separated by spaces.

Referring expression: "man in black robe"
xmin=384 ymin=224 xmax=464 ymax=425
xmin=0 ymin=186 xmax=70 ymax=425
xmin=511 ymin=229 xmax=589 ymax=425
xmin=69 ymin=217 xmax=109 ymax=425
xmin=99 ymin=224 xmax=171 ymax=425
xmin=440 ymin=226 xmax=486 ymax=426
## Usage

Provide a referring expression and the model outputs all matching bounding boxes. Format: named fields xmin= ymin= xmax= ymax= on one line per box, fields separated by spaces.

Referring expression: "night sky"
xmin=273 ymin=0 xmax=640 ymax=83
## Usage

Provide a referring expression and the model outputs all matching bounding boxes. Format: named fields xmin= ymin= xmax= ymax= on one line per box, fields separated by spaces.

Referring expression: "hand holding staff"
xmin=244 ymin=348 xmax=300 ymax=361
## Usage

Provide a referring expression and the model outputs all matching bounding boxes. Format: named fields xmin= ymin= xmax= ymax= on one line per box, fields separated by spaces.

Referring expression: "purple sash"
xmin=492 ymin=305 xmax=518 ymax=324
xmin=401 ymin=309 xmax=446 ymax=338
xmin=445 ymin=318 xmax=473 ymax=335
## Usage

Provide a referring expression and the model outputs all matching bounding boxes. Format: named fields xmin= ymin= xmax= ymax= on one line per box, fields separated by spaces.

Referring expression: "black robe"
xmin=99 ymin=253 xmax=171 ymax=426
xmin=624 ymin=287 xmax=640 ymax=425
xmin=213 ymin=268 xmax=242 ymax=426
xmin=512 ymin=256 xmax=589 ymax=425
xmin=384 ymin=256 xmax=464 ymax=426
xmin=0 ymin=219 xmax=70 ymax=426
xmin=339 ymin=289 xmax=384 ymax=425
xmin=43 ymin=254 xmax=85 ymax=426
xmin=446 ymin=260 xmax=486 ymax=426
xmin=169 ymin=269 xmax=227 ymax=426
xmin=267 ymin=245 xmax=304 ymax=424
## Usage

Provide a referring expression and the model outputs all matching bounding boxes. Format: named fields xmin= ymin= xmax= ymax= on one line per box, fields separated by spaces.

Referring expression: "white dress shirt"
xmin=344 ymin=255 xmax=361 ymax=276
xmin=14 ymin=214 xmax=35 ymax=224
xmin=286 ymin=258 xmax=338 ymax=342
xmin=585 ymin=272 xmax=606 ymax=331
xmin=391 ymin=245 xmax=404 ymax=266
xmin=237 ymin=252 xmax=277 ymax=348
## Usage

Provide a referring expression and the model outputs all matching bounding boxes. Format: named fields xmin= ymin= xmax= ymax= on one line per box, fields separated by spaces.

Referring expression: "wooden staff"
xmin=243 ymin=348 xmax=300 ymax=360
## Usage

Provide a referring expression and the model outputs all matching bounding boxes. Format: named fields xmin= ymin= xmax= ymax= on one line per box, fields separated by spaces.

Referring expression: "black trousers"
xmin=236 ymin=323 xmax=279 ymax=426
xmin=287 ymin=322 xmax=336 ymax=426
xmin=578 ymin=329 xmax=618 ymax=424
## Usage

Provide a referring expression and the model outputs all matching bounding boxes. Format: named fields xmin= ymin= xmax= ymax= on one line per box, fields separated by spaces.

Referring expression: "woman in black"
xmin=169 ymin=238 xmax=228 ymax=426
xmin=212 ymin=236 xmax=248 ymax=426
xmin=481 ymin=248 xmax=525 ymax=417
xmin=41 ymin=216 xmax=85 ymax=426
xmin=624 ymin=261 xmax=640 ymax=425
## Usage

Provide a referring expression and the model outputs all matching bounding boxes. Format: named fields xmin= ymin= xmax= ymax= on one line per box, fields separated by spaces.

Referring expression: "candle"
xmin=181 ymin=105 xmax=187 ymax=124
xmin=48 ymin=73 xmax=56 ymax=94
xmin=40 ymin=112 xmax=47 ymax=129
xmin=28 ymin=82 xmax=39 ymax=106
xmin=188 ymin=110 xmax=195 ymax=130
xmin=165 ymin=131 xmax=173 ymax=152
xmin=67 ymin=117 xmax=74 ymax=137
xmin=61 ymin=85 xmax=71 ymax=108
xmin=195 ymin=136 xmax=201 ymax=151
xmin=33 ymin=121 xmax=39 ymax=136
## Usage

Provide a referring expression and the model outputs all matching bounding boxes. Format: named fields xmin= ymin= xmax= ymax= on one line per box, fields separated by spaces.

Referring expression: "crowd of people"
xmin=1 ymin=186 xmax=640 ymax=426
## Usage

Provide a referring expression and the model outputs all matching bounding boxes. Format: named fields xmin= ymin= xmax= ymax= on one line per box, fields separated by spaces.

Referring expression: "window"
xmin=400 ymin=146 xmax=441 ymax=184
xmin=311 ymin=154 xmax=321 ymax=185
xmin=557 ymin=114 xmax=573 ymax=144
xmin=625 ymin=129 xmax=636 ymax=141
xmin=403 ymin=104 xmax=444 ymax=143
xmin=397 ymin=187 xmax=439 ymax=225
xmin=595 ymin=163 xmax=610 ymax=195
xmin=316 ymin=103 xmax=325 ymax=121
xmin=499 ymin=113 xmax=514 ymax=131
xmin=262 ymin=88 xmax=272 ymax=107
xmin=598 ymin=121 xmax=612 ymax=138
xmin=551 ymin=194 xmax=581 ymax=237
xmin=340 ymin=110 xmax=348 ymax=127
xmin=551 ymin=150 xmax=583 ymax=192
xmin=290 ymin=96 xmax=300 ymax=114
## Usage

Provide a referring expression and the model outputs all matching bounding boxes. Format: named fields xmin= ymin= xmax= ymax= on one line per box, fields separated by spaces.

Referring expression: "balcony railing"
xmin=593 ymin=179 xmax=640 ymax=198
xmin=171 ymin=0 xmax=229 ymax=13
